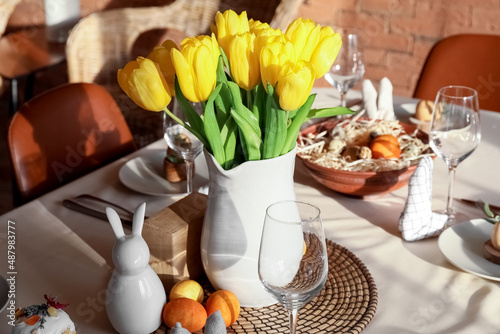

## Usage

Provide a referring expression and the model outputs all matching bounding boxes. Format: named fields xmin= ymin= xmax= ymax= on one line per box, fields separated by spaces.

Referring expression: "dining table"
xmin=1 ymin=87 xmax=499 ymax=334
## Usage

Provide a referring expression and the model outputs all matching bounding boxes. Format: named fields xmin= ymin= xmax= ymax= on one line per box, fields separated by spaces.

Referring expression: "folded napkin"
xmin=362 ymin=77 xmax=396 ymax=120
xmin=399 ymin=157 xmax=448 ymax=241
xmin=169 ymin=310 xmax=227 ymax=334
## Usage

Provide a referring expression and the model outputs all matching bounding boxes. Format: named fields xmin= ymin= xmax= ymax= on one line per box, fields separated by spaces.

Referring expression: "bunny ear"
xmin=132 ymin=202 xmax=146 ymax=236
xmin=106 ymin=207 xmax=125 ymax=239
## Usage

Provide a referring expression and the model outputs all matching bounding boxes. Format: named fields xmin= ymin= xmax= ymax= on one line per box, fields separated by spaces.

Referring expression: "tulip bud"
xmin=171 ymin=34 xmax=220 ymax=102
xmin=260 ymin=36 xmax=295 ymax=91
xmin=229 ymin=32 xmax=260 ymax=91
xmin=117 ymin=57 xmax=172 ymax=111
xmin=285 ymin=18 xmax=321 ymax=62
xmin=212 ymin=10 xmax=250 ymax=58
xmin=276 ymin=60 xmax=315 ymax=111
xmin=310 ymin=26 xmax=342 ymax=78
xmin=147 ymin=40 xmax=179 ymax=96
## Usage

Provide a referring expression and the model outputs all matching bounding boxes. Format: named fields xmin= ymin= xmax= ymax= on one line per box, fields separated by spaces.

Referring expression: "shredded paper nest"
xmin=298 ymin=113 xmax=434 ymax=172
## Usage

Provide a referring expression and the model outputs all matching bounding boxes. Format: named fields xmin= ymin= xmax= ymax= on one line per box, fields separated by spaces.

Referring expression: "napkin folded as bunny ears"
xmin=170 ymin=310 xmax=227 ymax=334
xmin=399 ymin=156 xmax=448 ymax=241
xmin=362 ymin=77 xmax=396 ymax=121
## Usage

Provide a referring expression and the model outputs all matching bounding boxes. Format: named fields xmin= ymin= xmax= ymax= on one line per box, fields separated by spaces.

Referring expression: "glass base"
xmin=435 ymin=210 xmax=470 ymax=229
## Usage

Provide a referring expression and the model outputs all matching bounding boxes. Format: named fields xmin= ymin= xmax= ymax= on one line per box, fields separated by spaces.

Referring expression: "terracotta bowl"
xmin=297 ymin=118 xmax=431 ymax=199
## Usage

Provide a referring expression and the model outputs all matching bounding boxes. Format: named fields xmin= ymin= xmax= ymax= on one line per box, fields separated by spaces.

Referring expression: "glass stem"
xmin=288 ymin=308 xmax=298 ymax=334
xmin=446 ymin=166 xmax=457 ymax=216
xmin=185 ymin=159 xmax=195 ymax=194
xmin=339 ymin=92 xmax=347 ymax=107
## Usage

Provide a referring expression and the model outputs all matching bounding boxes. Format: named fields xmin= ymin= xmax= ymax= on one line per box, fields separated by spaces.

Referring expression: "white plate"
xmin=119 ymin=149 xmax=209 ymax=196
xmin=0 ymin=275 xmax=9 ymax=313
xmin=438 ymin=219 xmax=500 ymax=281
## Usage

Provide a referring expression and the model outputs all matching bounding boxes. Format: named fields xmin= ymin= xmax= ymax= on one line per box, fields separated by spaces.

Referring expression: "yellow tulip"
xmin=310 ymin=26 xmax=342 ymax=78
xmin=171 ymin=34 xmax=220 ymax=102
xmin=285 ymin=19 xmax=342 ymax=79
xmin=285 ymin=18 xmax=321 ymax=62
xmin=260 ymin=36 xmax=295 ymax=91
xmin=212 ymin=10 xmax=249 ymax=58
xmin=117 ymin=57 xmax=171 ymax=111
xmin=276 ymin=60 xmax=315 ymax=111
xmin=249 ymin=19 xmax=270 ymax=34
xmin=147 ymin=40 xmax=179 ymax=96
xmin=229 ymin=32 xmax=260 ymax=90
xmin=254 ymin=26 xmax=283 ymax=58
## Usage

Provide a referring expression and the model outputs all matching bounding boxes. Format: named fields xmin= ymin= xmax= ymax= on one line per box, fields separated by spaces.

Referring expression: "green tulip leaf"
xmin=308 ymin=106 xmax=354 ymax=119
xmin=203 ymin=84 xmax=225 ymax=165
xmin=231 ymin=107 xmax=262 ymax=161
xmin=282 ymin=94 xmax=316 ymax=154
xmin=174 ymin=78 xmax=206 ymax=139
xmin=220 ymin=116 xmax=238 ymax=169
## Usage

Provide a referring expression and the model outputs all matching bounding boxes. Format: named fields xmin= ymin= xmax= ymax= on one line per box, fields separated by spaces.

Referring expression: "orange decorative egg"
xmin=205 ymin=290 xmax=240 ymax=327
xmin=162 ymin=298 xmax=207 ymax=332
xmin=369 ymin=134 xmax=401 ymax=159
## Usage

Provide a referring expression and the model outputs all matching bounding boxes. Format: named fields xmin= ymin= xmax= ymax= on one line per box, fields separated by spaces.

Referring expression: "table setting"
xmin=2 ymin=8 xmax=500 ymax=334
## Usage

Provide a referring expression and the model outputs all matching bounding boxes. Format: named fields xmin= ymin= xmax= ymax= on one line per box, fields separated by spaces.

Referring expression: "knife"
xmin=458 ymin=198 xmax=500 ymax=215
xmin=62 ymin=194 xmax=137 ymax=226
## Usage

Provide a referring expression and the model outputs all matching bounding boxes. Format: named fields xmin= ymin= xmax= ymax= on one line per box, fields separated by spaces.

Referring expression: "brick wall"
xmin=299 ymin=0 xmax=500 ymax=97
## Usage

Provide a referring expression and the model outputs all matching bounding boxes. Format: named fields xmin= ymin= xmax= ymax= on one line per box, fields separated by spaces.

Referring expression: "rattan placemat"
xmin=157 ymin=239 xmax=377 ymax=333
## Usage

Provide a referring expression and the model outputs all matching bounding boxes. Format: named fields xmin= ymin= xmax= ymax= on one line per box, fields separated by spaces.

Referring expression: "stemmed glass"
xmin=258 ymin=200 xmax=328 ymax=334
xmin=430 ymin=86 xmax=481 ymax=225
xmin=325 ymin=29 xmax=365 ymax=107
xmin=163 ymin=100 xmax=204 ymax=194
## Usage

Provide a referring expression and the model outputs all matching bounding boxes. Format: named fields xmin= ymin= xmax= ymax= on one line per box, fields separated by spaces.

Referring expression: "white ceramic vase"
xmin=201 ymin=146 xmax=297 ymax=307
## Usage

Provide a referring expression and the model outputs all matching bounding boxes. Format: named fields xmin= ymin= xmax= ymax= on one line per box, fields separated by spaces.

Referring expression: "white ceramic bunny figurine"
xmin=105 ymin=203 xmax=166 ymax=334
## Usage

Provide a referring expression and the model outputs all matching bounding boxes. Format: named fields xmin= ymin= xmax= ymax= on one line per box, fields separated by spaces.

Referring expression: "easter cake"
xmin=12 ymin=295 xmax=75 ymax=334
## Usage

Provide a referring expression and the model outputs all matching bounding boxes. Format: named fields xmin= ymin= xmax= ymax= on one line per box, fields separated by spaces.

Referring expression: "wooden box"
xmin=143 ymin=193 xmax=207 ymax=290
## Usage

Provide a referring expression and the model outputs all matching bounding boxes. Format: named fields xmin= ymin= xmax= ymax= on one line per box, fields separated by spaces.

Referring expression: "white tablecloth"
xmin=1 ymin=88 xmax=499 ymax=333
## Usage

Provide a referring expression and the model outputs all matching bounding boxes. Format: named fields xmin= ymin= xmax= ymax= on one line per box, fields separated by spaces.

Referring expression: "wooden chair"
xmin=7 ymin=82 xmax=136 ymax=205
xmin=413 ymin=34 xmax=500 ymax=112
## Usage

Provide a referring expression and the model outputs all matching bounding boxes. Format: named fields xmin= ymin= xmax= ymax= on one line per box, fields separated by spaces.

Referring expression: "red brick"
xmin=364 ymin=47 xmax=386 ymax=66
xmin=451 ymin=0 xmax=499 ymax=7
xmin=413 ymin=39 xmax=437 ymax=59
xmin=387 ymin=51 xmax=423 ymax=72
xmin=361 ymin=0 xmax=415 ymax=16
xmin=472 ymin=8 xmax=500 ymax=33
xmin=364 ymin=32 xmax=413 ymax=53
xmin=365 ymin=66 xmax=413 ymax=90
xmin=336 ymin=10 xmax=386 ymax=33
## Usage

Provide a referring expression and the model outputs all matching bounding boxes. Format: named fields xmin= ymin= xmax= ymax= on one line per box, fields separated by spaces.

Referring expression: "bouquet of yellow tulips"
xmin=118 ymin=10 xmax=352 ymax=170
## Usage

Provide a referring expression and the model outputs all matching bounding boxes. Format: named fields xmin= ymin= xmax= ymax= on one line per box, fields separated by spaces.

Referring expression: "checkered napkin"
xmin=362 ymin=77 xmax=396 ymax=121
xmin=169 ymin=310 xmax=226 ymax=334
xmin=399 ymin=156 xmax=448 ymax=241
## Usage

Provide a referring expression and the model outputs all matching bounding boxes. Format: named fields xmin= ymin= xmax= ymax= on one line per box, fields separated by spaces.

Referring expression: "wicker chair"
xmin=65 ymin=0 xmax=303 ymax=146
xmin=0 ymin=0 xmax=22 ymax=94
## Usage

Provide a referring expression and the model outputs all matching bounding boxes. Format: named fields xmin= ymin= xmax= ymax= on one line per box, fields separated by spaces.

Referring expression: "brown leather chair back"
xmin=413 ymin=34 xmax=500 ymax=112
xmin=7 ymin=83 xmax=136 ymax=204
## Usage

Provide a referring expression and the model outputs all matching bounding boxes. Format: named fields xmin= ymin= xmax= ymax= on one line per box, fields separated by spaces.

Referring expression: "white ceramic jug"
xmin=105 ymin=203 xmax=166 ymax=334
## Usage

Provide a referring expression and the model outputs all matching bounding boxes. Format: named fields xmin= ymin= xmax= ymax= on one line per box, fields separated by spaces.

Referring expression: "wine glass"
xmin=430 ymin=86 xmax=481 ymax=225
xmin=258 ymin=200 xmax=328 ymax=334
xmin=325 ymin=29 xmax=365 ymax=107
xmin=163 ymin=100 xmax=204 ymax=194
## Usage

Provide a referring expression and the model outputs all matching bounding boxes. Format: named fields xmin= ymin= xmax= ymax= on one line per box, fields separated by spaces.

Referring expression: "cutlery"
xmin=458 ymin=198 xmax=500 ymax=216
xmin=62 ymin=194 xmax=145 ymax=226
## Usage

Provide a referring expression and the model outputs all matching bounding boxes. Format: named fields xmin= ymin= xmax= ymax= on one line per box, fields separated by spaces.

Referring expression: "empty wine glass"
xmin=163 ymin=100 xmax=204 ymax=194
xmin=258 ymin=200 xmax=328 ymax=334
xmin=430 ymin=86 xmax=481 ymax=225
xmin=325 ymin=29 xmax=365 ymax=107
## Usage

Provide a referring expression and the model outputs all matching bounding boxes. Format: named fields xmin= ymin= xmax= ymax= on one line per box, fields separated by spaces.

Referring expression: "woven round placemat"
xmin=223 ymin=239 xmax=378 ymax=334
xmin=156 ymin=240 xmax=377 ymax=334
